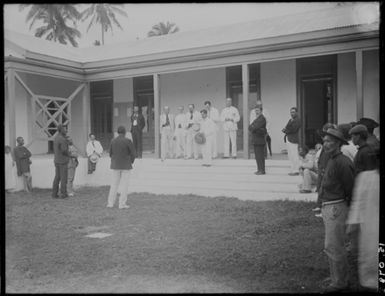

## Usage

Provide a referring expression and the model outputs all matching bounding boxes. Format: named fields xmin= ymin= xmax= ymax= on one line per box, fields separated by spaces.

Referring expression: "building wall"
xmin=160 ymin=68 xmax=227 ymax=152
xmin=363 ymin=50 xmax=380 ymax=128
xmin=337 ymin=52 xmax=357 ymax=124
xmin=260 ymin=59 xmax=297 ymax=154
xmin=113 ymin=78 xmax=134 ymax=133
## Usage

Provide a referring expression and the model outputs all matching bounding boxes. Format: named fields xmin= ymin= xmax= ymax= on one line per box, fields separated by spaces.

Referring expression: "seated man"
xmin=298 ymin=146 xmax=318 ymax=193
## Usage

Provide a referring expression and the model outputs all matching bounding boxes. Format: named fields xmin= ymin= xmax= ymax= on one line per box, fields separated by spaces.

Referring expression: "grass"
xmin=5 ymin=187 xmax=333 ymax=293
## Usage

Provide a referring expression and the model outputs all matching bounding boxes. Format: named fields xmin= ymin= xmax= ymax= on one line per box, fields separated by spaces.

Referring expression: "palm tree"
xmin=147 ymin=21 xmax=179 ymax=37
xmin=19 ymin=4 xmax=81 ymax=47
xmin=80 ymin=4 xmax=128 ymax=45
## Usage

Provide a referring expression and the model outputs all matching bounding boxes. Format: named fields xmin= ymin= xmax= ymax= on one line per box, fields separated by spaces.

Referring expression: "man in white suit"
xmin=174 ymin=106 xmax=187 ymax=158
xmin=204 ymin=100 xmax=220 ymax=159
xmin=185 ymin=104 xmax=201 ymax=160
xmin=160 ymin=106 xmax=175 ymax=161
xmin=220 ymin=98 xmax=240 ymax=159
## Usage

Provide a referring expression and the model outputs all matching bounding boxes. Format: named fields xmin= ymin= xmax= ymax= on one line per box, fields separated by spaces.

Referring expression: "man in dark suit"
xmin=249 ymin=106 xmax=267 ymax=175
xmin=282 ymin=107 xmax=302 ymax=176
xmin=131 ymin=105 xmax=146 ymax=158
xmin=107 ymin=126 xmax=136 ymax=209
xmin=52 ymin=124 xmax=69 ymax=198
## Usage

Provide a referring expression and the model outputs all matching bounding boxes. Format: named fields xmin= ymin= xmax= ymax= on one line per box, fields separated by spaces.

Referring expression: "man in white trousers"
xmin=160 ymin=106 xmax=175 ymax=161
xmin=220 ymin=98 xmax=240 ymax=159
xmin=174 ymin=106 xmax=187 ymax=158
xmin=282 ymin=107 xmax=302 ymax=175
xmin=107 ymin=126 xmax=136 ymax=209
xmin=204 ymin=100 xmax=220 ymax=159
xmin=199 ymin=109 xmax=217 ymax=166
xmin=185 ymin=104 xmax=201 ymax=160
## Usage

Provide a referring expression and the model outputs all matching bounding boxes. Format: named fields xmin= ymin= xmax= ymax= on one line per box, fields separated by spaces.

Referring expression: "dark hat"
xmin=317 ymin=123 xmax=337 ymax=137
xmin=349 ymin=124 xmax=368 ymax=136
xmin=357 ymin=117 xmax=379 ymax=129
xmin=337 ymin=123 xmax=352 ymax=141
xmin=323 ymin=128 xmax=349 ymax=145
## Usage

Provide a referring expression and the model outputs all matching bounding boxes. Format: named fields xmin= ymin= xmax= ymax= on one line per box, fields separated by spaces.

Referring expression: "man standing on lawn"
xmin=282 ymin=107 xmax=301 ymax=175
xmin=107 ymin=125 xmax=136 ymax=209
xmin=52 ymin=124 xmax=70 ymax=198
xmin=318 ymin=128 xmax=355 ymax=293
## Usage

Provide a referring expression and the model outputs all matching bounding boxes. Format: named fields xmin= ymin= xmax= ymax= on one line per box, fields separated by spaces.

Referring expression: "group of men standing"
xmin=159 ymin=97 xmax=241 ymax=164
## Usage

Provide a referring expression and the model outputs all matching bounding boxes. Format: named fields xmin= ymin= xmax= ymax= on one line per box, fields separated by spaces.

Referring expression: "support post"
xmin=82 ymin=82 xmax=90 ymax=157
xmin=355 ymin=50 xmax=363 ymax=120
xmin=7 ymin=68 xmax=16 ymax=149
xmin=242 ymin=63 xmax=249 ymax=159
xmin=153 ymin=74 xmax=160 ymax=158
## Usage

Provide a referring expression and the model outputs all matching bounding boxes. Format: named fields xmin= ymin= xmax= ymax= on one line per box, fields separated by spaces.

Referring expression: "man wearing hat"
xmin=349 ymin=124 xmax=377 ymax=175
xmin=199 ymin=109 xmax=216 ymax=166
xmin=250 ymin=100 xmax=272 ymax=158
xmin=318 ymin=127 xmax=355 ymax=293
xmin=52 ymin=124 xmax=70 ymax=198
xmin=356 ymin=117 xmax=379 ymax=151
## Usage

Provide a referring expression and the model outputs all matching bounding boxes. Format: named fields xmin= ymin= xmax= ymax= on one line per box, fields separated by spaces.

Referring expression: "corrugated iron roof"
xmin=4 ymin=3 xmax=379 ymax=64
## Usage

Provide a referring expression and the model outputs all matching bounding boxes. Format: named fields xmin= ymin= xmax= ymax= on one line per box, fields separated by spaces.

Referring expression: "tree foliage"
xmin=147 ymin=21 xmax=179 ymax=37
xmin=19 ymin=4 xmax=81 ymax=47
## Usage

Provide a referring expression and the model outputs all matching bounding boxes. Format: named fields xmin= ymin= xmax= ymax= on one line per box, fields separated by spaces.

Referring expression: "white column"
xmin=153 ymin=74 xmax=160 ymax=158
xmin=355 ymin=50 xmax=363 ymax=120
xmin=7 ymin=68 xmax=16 ymax=149
xmin=82 ymin=82 xmax=90 ymax=157
xmin=242 ymin=64 xmax=249 ymax=159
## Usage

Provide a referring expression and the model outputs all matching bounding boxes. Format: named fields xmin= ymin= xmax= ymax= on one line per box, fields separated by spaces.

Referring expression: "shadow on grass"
xmin=6 ymin=187 xmax=332 ymax=293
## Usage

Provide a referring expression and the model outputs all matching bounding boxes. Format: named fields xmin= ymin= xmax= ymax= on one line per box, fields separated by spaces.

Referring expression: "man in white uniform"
xmin=199 ymin=109 xmax=217 ymax=166
xmin=160 ymin=106 xmax=175 ymax=161
xmin=220 ymin=98 xmax=240 ymax=159
xmin=174 ymin=106 xmax=187 ymax=158
xmin=204 ymin=100 xmax=220 ymax=159
xmin=185 ymin=104 xmax=201 ymax=160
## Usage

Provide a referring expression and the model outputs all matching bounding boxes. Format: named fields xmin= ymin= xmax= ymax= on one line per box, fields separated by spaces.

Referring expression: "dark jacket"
xmin=109 ymin=135 xmax=136 ymax=170
xmin=131 ymin=112 xmax=146 ymax=132
xmin=13 ymin=145 xmax=32 ymax=176
xmin=248 ymin=114 xmax=267 ymax=146
xmin=318 ymin=151 xmax=355 ymax=205
xmin=53 ymin=133 xmax=69 ymax=164
xmin=353 ymin=142 xmax=377 ymax=175
xmin=283 ymin=116 xmax=301 ymax=144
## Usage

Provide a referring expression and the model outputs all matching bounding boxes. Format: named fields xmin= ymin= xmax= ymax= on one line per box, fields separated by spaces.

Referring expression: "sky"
xmin=3 ymin=2 xmax=358 ymax=48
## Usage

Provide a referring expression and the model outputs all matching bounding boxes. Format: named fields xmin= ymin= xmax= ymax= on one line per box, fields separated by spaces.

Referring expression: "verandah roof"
xmin=4 ymin=3 xmax=379 ymax=66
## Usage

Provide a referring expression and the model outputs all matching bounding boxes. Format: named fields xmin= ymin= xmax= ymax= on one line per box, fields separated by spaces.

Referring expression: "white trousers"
xmin=161 ymin=127 xmax=174 ymax=160
xmin=211 ymin=131 xmax=218 ymax=158
xmin=202 ymin=136 xmax=213 ymax=165
xmin=287 ymin=141 xmax=300 ymax=173
xmin=174 ymin=128 xmax=186 ymax=157
xmin=185 ymin=131 xmax=199 ymax=159
xmin=223 ymin=130 xmax=237 ymax=157
xmin=107 ymin=169 xmax=132 ymax=207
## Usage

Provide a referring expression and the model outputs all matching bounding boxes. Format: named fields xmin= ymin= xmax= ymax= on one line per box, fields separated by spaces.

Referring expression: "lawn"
xmin=5 ymin=187 xmax=332 ymax=293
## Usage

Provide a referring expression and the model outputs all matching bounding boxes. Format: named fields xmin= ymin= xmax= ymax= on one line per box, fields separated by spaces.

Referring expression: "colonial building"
xmin=4 ymin=4 xmax=380 ymax=159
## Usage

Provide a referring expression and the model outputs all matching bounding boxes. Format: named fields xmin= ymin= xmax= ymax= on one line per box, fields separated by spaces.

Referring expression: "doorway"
xmin=90 ymin=96 xmax=113 ymax=150
xmin=301 ymin=77 xmax=334 ymax=148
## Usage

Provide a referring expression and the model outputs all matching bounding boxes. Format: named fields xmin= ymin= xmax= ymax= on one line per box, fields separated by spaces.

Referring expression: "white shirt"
xmin=200 ymin=117 xmax=216 ymax=138
xmin=185 ymin=111 xmax=201 ymax=129
xmin=160 ymin=113 xmax=175 ymax=133
xmin=220 ymin=106 xmax=240 ymax=131
xmin=174 ymin=113 xmax=187 ymax=130
xmin=207 ymin=107 xmax=220 ymax=123
xmin=86 ymin=140 xmax=103 ymax=157
xmin=250 ymin=108 xmax=271 ymax=134
xmin=341 ymin=140 xmax=358 ymax=163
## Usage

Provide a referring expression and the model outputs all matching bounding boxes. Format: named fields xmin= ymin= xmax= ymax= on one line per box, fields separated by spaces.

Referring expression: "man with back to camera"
xmin=220 ymin=98 xmax=240 ymax=159
xmin=52 ymin=124 xmax=70 ymax=199
xmin=107 ymin=125 xmax=136 ymax=209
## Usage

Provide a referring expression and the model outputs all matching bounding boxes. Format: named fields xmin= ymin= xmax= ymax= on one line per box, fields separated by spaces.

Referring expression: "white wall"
xmin=160 ymin=68 xmax=227 ymax=152
xmin=113 ymin=78 xmax=133 ymax=103
xmin=337 ymin=52 xmax=357 ymax=124
xmin=363 ymin=50 xmax=380 ymax=125
xmin=260 ymin=59 xmax=297 ymax=154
